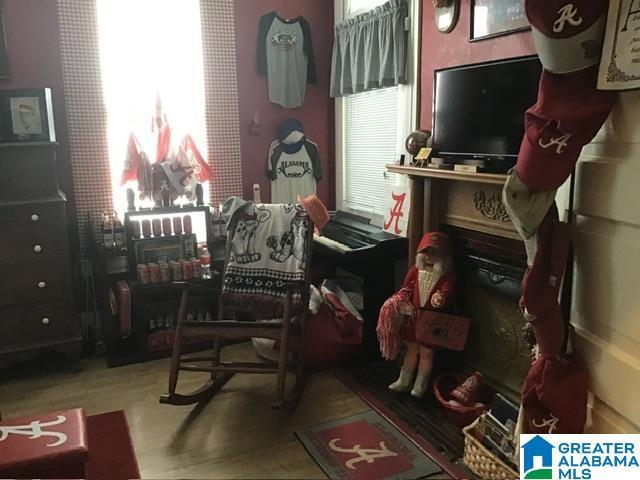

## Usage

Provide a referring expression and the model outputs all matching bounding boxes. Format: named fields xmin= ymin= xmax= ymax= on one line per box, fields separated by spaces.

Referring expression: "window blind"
xmin=343 ymin=86 xmax=400 ymax=216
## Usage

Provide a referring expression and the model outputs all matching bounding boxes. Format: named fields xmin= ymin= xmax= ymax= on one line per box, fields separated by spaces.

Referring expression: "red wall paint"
xmin=2 ymin=0 xmax=74 ymax=209
xmin=419 ymin=0 xmax=536 ymax=129
xmin=2 ymin=1 xmax=335 ymax=215
xmin=234 ymin=0 xmax=335 ymax=207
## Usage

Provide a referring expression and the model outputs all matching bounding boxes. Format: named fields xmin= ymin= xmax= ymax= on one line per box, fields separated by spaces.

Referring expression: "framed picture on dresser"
xmin=470 ymin=0 xmax=530 ymax=42
xmin=0 ymin=88 xmax=57 ymax=143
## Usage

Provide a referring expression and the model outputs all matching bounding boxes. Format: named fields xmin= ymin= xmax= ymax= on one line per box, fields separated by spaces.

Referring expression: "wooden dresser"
xmin=0 ymin=142 xmax=81 ymax=367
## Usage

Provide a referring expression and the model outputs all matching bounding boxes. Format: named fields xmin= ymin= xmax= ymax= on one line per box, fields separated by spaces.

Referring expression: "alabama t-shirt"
xmin=267 ymin=139 xmax=322 ymax=204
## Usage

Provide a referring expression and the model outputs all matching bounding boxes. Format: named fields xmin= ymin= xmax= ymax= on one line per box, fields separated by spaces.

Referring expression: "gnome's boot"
xmin=410 ymin=372 xmax=431 ymax=398
xmin=388 ymin=368 xmax=415 ymax=392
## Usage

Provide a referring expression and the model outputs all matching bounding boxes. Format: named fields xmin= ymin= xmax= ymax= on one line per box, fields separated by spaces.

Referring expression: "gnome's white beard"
xmin=416 ymin=255 xmax=444 ymax=308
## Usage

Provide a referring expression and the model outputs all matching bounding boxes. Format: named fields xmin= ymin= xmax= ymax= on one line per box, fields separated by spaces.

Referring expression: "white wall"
xmin=572 ymin=90 xmax=640 ymax=433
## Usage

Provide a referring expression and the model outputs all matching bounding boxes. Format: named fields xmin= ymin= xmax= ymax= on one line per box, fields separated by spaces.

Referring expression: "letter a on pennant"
xmin=383 ymin=185 xmax=411 ymax=236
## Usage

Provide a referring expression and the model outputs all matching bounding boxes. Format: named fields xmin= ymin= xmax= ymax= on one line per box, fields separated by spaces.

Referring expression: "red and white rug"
xmin=295 ymin=410 xmax=442 ymax=480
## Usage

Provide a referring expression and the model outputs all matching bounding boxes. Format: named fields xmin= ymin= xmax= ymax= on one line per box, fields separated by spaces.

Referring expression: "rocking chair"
xmin=159 ymin=207 xmax=313 ymax=409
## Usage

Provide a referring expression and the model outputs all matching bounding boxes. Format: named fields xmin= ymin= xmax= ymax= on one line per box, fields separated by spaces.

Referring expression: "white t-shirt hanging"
xmin=267 ymin=139 xmax=322 ymax=204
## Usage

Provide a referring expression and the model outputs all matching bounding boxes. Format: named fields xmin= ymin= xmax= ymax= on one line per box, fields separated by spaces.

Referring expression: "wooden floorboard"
xmin=0 ymin=343 xmax=373 ymax=479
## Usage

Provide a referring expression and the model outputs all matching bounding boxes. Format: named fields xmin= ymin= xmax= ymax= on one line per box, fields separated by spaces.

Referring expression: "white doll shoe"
xmin=410 ymin=372 xmax=430 ymax=398
xmin=388 ymin=368 xmax=415 ymax=392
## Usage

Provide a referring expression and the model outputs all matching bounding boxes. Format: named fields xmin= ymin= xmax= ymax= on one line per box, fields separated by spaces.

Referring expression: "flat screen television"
xmin=432 ymin=56 xmax=542 ymax=166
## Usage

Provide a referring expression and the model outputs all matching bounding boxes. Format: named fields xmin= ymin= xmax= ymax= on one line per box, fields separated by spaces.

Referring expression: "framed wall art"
xmin=597 ymin=0 xmax=640 ymax=91
xmin=470 ymin=0 xmax=530 ymax=42
xmin=0 ymin=88 xmax=56 ymax=143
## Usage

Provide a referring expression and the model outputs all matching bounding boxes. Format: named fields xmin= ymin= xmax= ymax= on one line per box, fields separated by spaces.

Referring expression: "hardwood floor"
xmin=0 ymin=343 xmax=371 ymax=479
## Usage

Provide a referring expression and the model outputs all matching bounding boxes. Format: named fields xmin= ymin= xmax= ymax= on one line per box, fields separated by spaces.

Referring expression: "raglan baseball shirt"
xmin=257 ymin=12 xmax=317 ymax=109
xmin=267 ymin=138 xmax=322 ymax=204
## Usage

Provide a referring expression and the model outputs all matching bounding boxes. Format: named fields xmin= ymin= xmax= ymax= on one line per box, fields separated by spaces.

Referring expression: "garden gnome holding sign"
xmin=377 ymin=232 xmax=455 ymax=398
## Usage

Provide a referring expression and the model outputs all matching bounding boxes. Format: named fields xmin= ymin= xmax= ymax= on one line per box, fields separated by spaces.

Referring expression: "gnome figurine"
xmin=377 ymin=232 xmax=456 ymax=398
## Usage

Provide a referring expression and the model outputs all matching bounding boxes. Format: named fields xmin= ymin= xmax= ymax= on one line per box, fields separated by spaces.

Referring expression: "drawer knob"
xmin=34 ymin=245 xmax=42 ymax=253
xmin=42 ymin=317 xmax=50 ymax=325
xmin=38 ymin=281 xmax=46 ymax=289
xmin=31 ymin=214 xmax=40 ymax=222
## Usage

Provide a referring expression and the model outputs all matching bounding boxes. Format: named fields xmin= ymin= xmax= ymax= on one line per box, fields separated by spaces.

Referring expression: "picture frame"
xmin=470 ymin=0 xmax=530 ymax=42
xmin=0 ymin=1 xmax=10 ymax=80
xmin=0 ymin=88 xmax=57 ymax=143
xmin=133 ymin=236 xmax=183 ymax=265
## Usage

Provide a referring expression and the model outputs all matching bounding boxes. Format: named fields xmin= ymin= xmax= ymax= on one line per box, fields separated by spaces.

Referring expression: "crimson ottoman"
xmin=0 ymin=408 xmax=89 ymax=478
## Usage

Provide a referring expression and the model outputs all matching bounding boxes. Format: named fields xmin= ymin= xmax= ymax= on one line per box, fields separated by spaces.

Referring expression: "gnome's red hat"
xmin=417 ymin=231 xmax=452 ymax=254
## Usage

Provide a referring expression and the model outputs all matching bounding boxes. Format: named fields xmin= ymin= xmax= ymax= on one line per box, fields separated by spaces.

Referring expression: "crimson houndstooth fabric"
xmin=57 ymin=0 xmax=112 ymax=256
xmin=57 ymin=0 xmax=243 ymax=254
xmin=200 ymin=0 xmax=244 ymax=206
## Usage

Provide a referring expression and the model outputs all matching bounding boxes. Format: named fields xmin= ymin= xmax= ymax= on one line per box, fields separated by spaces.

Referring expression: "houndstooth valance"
xmin=330 ymin=0 xmax=408 ymax=97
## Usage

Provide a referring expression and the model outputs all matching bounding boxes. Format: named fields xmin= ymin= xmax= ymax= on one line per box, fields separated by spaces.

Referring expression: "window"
xmin=97 ymin=0 xmax=208 ymax=214
xmin=348 ymin=0 xmax=389 ymax=15
xmin=336 ymin=0 xmax=418 ymax=225
xmin=343 ymin=86 xmax=403 ymax=215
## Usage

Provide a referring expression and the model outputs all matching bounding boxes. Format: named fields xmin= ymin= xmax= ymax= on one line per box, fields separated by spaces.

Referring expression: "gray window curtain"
xmin=330 ymin=0 xmax=408 ymax=98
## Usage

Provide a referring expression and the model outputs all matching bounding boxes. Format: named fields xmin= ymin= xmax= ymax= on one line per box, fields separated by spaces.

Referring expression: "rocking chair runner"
xmin=159 ymin=208 xmax=314 ymax=409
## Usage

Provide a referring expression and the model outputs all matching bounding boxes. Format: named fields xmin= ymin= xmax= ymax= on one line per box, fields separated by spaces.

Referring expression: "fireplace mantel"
xmin=386 ymin=164 xmax=508 ymax=185
xmin=387 ymin=164 xmax=521 ymax=262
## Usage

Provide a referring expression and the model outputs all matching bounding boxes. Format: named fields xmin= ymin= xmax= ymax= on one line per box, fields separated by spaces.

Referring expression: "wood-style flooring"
xmin=0 ymin=343 xmax=372 ymax=479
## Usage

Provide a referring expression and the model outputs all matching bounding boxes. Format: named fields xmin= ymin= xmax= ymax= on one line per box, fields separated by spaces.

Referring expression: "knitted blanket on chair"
xmin=222 ymin=201 xmax=309 ymax=318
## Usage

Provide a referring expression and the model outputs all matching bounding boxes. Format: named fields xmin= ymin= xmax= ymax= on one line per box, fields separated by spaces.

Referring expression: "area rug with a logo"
xmin=295 ymin=410 xmax=442 ymax=480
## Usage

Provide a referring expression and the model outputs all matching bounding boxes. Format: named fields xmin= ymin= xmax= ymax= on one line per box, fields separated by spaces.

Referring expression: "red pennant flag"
xmin=156 ymin=123 xmax=171 ymax=163
xmin=120 ymin=133 xmax=143 ymax=185
xmin=180 ymin=135 xmax=212 ymax=182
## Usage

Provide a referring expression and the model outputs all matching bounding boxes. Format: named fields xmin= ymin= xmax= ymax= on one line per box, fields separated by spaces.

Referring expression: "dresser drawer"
xmin=0 ymin=262 xmax=66 ymax=306
xmin=0 ymin=203 xmax=67 ymax=267
xmin=0 ymin=303 xmax=70 ymax=349
xmin=0 ymin=234 xmax=67 ymax=267
xmin=1 ymin=200 xmax=63 ymax=230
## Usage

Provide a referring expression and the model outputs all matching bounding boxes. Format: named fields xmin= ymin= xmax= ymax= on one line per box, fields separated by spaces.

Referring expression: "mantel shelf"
xmin=386 ymin=164 xmax=508 ymax=186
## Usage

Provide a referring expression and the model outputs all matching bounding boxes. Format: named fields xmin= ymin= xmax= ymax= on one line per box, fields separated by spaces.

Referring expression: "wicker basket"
xmin=462 ymin=416 xmax=519 ymax=480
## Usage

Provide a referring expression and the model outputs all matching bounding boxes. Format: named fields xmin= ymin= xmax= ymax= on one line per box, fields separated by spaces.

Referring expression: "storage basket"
xmin=462 ymin=416 xmax=519 ymax=480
